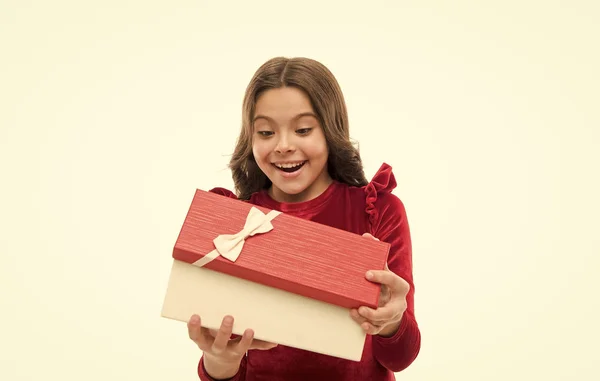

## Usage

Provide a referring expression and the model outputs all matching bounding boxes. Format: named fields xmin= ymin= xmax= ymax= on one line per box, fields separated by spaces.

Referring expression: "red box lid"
xmin=172 ymin=189 xmax=390 ymax=309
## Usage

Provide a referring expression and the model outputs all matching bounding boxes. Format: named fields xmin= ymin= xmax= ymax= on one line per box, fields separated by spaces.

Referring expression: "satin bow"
xmin=192 ymin=207 xmax=281 ymax=268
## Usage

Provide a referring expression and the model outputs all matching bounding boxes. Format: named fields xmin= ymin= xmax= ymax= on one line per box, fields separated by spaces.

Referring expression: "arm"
xmin=370 ymin=193 xmax=421 ymax=372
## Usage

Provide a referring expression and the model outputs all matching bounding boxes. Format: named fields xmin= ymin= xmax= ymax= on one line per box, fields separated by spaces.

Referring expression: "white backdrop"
xmin=1 ymin=1 xmax=599 ymax=380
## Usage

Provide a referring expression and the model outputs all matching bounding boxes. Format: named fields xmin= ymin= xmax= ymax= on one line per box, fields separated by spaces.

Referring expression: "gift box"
xmin=161 ymin=189 xmax=390 ymax=361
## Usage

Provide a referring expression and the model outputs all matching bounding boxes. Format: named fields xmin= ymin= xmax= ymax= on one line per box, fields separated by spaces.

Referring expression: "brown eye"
xmin=296 ymin=128 xmax=312 ymax=135
xmin=257 ymin=131 xmax=274 ymax=137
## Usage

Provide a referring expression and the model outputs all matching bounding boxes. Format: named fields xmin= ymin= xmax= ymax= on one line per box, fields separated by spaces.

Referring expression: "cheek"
xmin=305 ymin=137 xmax=328 ymax=159
xmin=252 ymin=141 xmax=270 ymax=163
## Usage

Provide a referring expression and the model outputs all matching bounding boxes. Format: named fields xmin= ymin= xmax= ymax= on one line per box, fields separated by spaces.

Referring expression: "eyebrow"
xmin=253 ymin=112 xmax=318 ymax=123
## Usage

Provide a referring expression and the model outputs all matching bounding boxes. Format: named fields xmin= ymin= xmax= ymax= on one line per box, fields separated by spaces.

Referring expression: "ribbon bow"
xmin=192 ymin=207 xmax=281 ymax=268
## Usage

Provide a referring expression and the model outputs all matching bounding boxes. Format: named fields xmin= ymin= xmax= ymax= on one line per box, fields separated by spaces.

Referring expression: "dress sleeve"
xmin=197 ymin=355 xmax=247 ymax=381
xmin=209 ymin=187 xmax=239 ymax=199
xmin=364 ymin=163 xmax=422 ymax=372
xmin=365 ymin=163 xmax=397 ymax=234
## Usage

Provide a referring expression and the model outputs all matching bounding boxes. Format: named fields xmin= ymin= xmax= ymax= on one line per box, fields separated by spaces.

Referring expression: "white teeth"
xmin=275 ymin=162 xmax=304 ymax=169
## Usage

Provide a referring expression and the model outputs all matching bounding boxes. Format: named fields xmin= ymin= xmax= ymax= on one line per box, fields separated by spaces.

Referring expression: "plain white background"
xmin=1 ymin=1 xmax=598 ymax=380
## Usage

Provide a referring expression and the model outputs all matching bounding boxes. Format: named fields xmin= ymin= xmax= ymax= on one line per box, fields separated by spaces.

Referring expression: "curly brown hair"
xmin=229 ymin=56 xmax=368 ymax=200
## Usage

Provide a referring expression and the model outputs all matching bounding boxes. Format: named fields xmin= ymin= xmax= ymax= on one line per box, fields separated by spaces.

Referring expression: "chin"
xmin=277 ymin=184 xmax=309 ymax=196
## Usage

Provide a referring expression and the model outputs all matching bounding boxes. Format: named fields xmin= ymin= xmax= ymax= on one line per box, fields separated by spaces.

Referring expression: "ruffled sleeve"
xmin=208 ymin=187 xmax=239 ymax=199
xmin=364 ymin=163 xmax=398 ymax=232
xmin=364 ymin=163 xmax=422 ymax=371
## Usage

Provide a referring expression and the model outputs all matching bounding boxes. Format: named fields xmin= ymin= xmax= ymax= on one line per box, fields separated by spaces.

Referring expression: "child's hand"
xmin=350 ymin=233 xmax=410 ymax=337
xmin=187 ymin=314 xmax=277 ymax=378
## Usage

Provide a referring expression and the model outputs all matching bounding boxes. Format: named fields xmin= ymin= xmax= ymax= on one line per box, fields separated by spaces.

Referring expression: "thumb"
xmin=362 ymin=232 xmax=379 ymax=241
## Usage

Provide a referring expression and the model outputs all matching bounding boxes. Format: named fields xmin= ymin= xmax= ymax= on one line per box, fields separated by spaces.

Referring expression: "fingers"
xmin=187 ymin=314 xmax=203 ymax=342
xmin=353 ymin=304 xmax=404 ymax=336
xmin=360 ymin=321 xmax=383 ymax=335
xmin=230 ymin=328 xmax=255 ymax=356
xmin=188 ymin=314 xmax=234 ymax=354
xmin=366 ymin=270 xmax=409 ymax=294
xmin=230 ymin=328 xmax=277 ymax=352
xmin=350 ymin=308 xmax=368 ymax=325
xmin=212 ymin=315 xmax=235 ymax=354
xmin=351 ymin=310 xmax=381 ymax=333
xmin=188 ymin=315 xmax=216 ymax=350
xmin=188 ymin=314 xmax=278 ymax=356
xmin=358 ymin=305 xmax=400 ymax=324
xmin=351 ymin=309 xmax=386 ymax=334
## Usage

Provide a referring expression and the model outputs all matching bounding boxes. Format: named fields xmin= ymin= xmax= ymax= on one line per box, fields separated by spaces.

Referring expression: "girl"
xmin=186 ymin=57 xmax=421 ymax=380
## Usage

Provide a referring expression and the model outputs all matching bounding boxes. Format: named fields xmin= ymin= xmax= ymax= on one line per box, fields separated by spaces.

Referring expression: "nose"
xmin=274 ymin=133 xmax=295 ymax=153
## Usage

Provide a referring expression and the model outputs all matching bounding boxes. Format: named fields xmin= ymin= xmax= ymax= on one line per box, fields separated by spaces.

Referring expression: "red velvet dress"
xmin=197 ymin=163 xmax=421 ymax=381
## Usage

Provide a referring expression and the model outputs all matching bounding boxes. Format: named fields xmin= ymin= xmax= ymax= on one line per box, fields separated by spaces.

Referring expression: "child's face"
xmin=252 ymin=86 xmax=332 ymax=203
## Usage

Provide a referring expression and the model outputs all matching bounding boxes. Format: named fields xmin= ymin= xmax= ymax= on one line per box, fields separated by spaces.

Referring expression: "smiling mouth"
xmin=272 ymin=161 xmax=306 ymax=173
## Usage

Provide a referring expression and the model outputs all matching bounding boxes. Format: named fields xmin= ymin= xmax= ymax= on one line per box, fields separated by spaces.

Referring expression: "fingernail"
xmin=190 ymin=315 xmax=199 ymax=324
xmin=224 ymin=316 xmax=233 ymax=325
xmin=366 ymin=271 xmax=373 ymax=280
